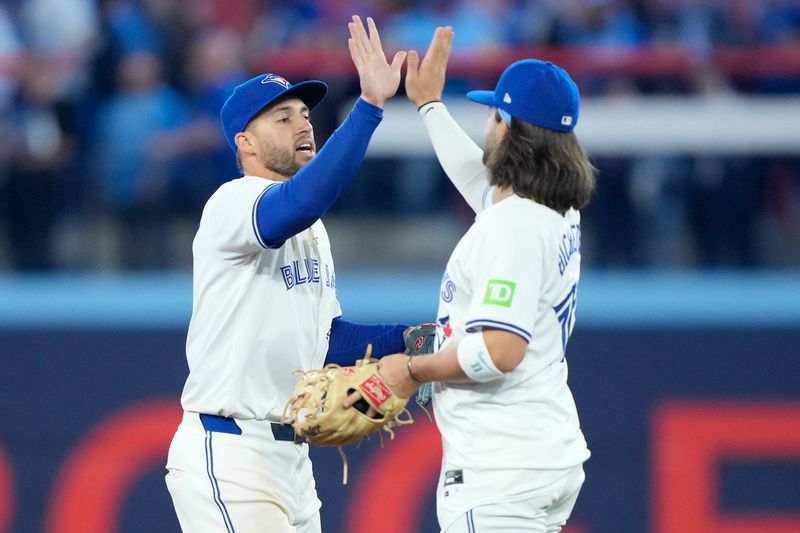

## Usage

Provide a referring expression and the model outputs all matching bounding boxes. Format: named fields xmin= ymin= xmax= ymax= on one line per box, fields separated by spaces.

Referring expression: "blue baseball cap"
xmin=466 ymin=59 xmax=579 ymax=132
xmin=220 ymin=73 xmax=328 ymax=152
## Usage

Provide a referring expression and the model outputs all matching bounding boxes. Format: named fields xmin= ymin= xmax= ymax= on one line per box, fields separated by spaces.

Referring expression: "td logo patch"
xmin=483 ymin=279 xmax=516 ymax=307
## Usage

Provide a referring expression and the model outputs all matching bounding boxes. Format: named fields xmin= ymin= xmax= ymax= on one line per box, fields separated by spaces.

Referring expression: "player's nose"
xmin=296 ymin=115 xmax=312 ymax=133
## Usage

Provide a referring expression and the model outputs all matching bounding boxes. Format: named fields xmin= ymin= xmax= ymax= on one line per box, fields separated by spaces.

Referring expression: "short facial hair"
xmin=260 ymin=140 xmax=301 ymax=178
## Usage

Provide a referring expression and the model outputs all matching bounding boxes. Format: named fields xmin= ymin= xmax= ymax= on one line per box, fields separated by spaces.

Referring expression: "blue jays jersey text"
xmin=280 ymin=257 xmax=335 ymax=290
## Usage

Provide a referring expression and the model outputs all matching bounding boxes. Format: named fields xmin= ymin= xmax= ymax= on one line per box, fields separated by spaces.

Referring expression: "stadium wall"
xmin=0 ymin=272 xmax=799 ymax=533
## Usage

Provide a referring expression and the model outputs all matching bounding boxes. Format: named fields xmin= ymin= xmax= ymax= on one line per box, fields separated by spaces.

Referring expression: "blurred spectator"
xmin=169 ymin=27 xmax=248 ymax=214
xmin=762 ymin=157 xmax=800 ymax=266
xmin=715 ymin=0 xmax=763 ymax=46
xmin=3 ymin=56 xmax=77 ymax=270
xmin=685 ymin=66 xmax=764 ymax=267
xmin=578 ymin=156 xmax=634 ymax=267
xmin=92 ymin=51 xmax=188 ymax=269
xmin=0 ymin=5 xmax=22 ymax=112
xmin=507 ymin=0 xmax=560 ymax=45
xmin=102 ymin=0 xmax=162 ymax=55
xmin=140 ymin=0 xmax=233 ymax=88
xmin=551 ymin=0 xmax=646 ymax=46
xmin=0 ymin=0 xmax=798 ymax=271
xmin=687 ymin=155 xmax=764 ymax=266
xmin=587 ymin=64 xmax=768 ymax=268
xmin=761 ymin=0 xmax=800 ymax=44
xmin=246 ymin=0 xmax=323 ymax=56
xmin=16 ymin=0 xmax=100 ymax=98
xmin=754 ymin=0 xmax=800 ymax=92
xmin=384 ymin=0 xmax=509 ymax=50
xmin=93 ymin=0 xmax=165 ymax=97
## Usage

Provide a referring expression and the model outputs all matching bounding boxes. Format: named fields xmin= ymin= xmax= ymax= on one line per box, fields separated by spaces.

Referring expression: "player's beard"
xmin=260 ymin=141 xmax=303 ymax=178
xmin=482 ymin=134 xmax=499 ymax=166
xmin=482 ymin=119 xmax=510 ymax=168
xmin=482 ymin=145 xmax=492 ymax=166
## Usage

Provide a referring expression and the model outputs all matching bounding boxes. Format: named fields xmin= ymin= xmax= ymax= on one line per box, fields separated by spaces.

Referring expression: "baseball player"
xmin=165 ymin=16 xmax=412 ymax=533
xmin=367 ymin=28 xmax=596 ymax=532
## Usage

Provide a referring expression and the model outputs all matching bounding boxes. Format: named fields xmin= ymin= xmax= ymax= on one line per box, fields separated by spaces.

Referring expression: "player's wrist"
xmin=359 ymin=93 xmax=386 ymax=108
xmin=406 ymin=355 xmax=424 ymax=385
xmin=416 ymin=98 xmax=442 ymax=110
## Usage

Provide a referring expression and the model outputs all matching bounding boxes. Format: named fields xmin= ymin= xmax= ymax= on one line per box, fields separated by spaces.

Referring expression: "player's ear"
xmin=498 ymin=119 xmax=510 ymax=138
xmin=234 ymin=131 xmax=255 ymax=154
xmin=496 ymin=115 xmax=510 ymax=139
xmin=493 ymin=109 xmax=510 ymax=138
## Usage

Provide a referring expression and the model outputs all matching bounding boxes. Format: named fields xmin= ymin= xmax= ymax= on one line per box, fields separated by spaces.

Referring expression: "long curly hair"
xmin=485 ymin=111 xmax=597 ymax=212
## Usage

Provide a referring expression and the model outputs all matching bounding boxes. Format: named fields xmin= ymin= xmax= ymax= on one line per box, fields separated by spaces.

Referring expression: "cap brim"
xmin=277 ymin=80 xmax=328 ymax=111
xmin=466 ymin=90 xmax=496 ymax=107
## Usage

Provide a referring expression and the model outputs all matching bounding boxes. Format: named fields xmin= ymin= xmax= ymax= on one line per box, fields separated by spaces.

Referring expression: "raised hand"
xmin=347 ymin=15 xmax=406 ymax=108
xmin=405 ymin=26 xmax=454 ymax=108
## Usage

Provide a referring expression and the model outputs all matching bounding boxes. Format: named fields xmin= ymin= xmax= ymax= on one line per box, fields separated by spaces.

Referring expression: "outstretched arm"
xmin=255 ymin=16 xmax=406 ymax=247
xmin=255 ymin=99 xmax=381 ymax=247
xmin=406 ymin=27 xmax=492 ymax=213
xmin=343 ymin=328 xmax=527 ymax=405
xmin=325 ymin=317 xmax=407 ymax=366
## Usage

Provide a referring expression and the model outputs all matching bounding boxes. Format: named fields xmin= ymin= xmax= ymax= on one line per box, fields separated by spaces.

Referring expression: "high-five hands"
xmin=347 ymin=16 xmax=407 ymax=108
xmin=405 ymin=26 xmax=455 ymax=107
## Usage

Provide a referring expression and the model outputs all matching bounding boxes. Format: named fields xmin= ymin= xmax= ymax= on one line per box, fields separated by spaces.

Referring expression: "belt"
xmin=199 ymin=414 xmax=305 ymax=443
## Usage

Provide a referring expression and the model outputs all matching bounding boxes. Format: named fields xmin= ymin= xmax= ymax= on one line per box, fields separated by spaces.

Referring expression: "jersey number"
xmin=553 ymin=283 xmax=578 ymax=356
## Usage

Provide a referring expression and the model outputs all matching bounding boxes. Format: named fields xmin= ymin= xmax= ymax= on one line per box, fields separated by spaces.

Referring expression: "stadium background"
xmin=1 ymin=0 xmax=799 ymax=531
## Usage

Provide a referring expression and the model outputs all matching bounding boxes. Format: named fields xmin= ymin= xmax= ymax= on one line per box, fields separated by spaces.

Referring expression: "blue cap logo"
xmin=466 ymin=59 xmax=580 ymax=132
xmin=261 ymin=74 xmax=290 ymax=88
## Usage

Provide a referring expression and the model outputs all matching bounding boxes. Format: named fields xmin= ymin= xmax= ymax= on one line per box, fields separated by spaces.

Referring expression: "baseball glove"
xmin=283 ymin=345 xmax=413 ymax=448
xmin=404 ymin=323 xmax=438 ymax=408
xmin=403 ymin=323 xmax=438 ymax=355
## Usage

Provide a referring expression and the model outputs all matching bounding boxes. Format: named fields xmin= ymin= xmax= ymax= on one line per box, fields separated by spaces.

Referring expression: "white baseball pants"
xmin=166 ymin=412 xmax=321 ymax=533
xmin=439 ymin=464 xmax=585 ymax=533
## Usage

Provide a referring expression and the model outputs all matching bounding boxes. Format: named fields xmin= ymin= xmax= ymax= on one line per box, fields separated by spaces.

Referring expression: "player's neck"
xmin=242 ymin=163 xmax=291 ymax=183
xmin=492 ymin=187 xmax=514 ymax=204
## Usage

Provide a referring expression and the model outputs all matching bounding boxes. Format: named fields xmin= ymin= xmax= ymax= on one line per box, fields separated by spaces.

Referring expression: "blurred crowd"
xmin=0 ymin=0 xmax=799 ymax=271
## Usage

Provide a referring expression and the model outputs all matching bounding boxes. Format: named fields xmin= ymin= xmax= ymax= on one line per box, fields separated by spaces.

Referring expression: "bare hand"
xmin=342 ymin=353 xmax=419 ymax=413
xmin=378 ymin=353 xmax=419 ymax=399
xmin=405 ymin=26 xmax=454 ymax=107
xmin=347 ymin=16 xmax=406 ymax=108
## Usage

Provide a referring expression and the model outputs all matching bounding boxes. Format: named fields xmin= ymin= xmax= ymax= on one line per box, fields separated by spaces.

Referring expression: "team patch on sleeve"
xmin=483 ymin=279 xmax=516 ymax=307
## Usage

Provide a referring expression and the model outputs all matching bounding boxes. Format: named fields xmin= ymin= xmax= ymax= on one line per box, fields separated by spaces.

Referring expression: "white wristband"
xmin=457 ymin=333 xmax=504 ymax=383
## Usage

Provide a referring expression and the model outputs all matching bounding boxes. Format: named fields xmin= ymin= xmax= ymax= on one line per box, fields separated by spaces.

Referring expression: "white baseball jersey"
xmin=433 ymin=196 xmax=590 ymax=471
xmin=418 ymin=100 xmax=589 ymax=468
xmin=419 ymin=98 xmax=590 ymax=533
xmin=180 ymin=175 xmax=341 ymax=421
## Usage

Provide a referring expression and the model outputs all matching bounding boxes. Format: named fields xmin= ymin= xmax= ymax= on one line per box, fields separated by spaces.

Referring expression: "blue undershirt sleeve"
xmin=254 ymin=98 xmax=383 ymax=248
xmin=325 ymin=317 xmax=407 ymax=366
